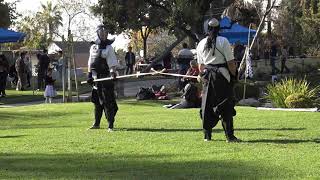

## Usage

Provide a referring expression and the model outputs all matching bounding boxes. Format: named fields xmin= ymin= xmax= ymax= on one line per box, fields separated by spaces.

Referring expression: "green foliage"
xmin=0 ymin=0 xmax=18 ymax=28
xmin=274 ymin=0 xmax=320 ymax=56
xmin=284 ymin=93 xmax=313 ymax=108
xmin=15 ymin=1 xmax=62 ymax=49
xmin=266 ymin=78 xmax=319 ymax=108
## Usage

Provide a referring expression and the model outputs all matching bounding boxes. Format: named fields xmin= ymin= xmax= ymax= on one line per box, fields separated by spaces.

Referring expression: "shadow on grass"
xmin=0 ymin=124 xmax=72 ymax=130
xmin=236 ymin=128 xmax=306 ymax=131
xmin=0 ymin=95 xmax=44 ymax=105
xmin=0 ymin=111 xmax=74 ymax=130
xmin=246 ymin=139 xmax=320 ymax=144
xmin=0 ymin=153 xmax=288 ymax=179
xmin=120 ymin=128 xmax=202 ymax=132
xmin=0 ymin=135 xmax=27 ymax=138
xmin=0 ymin=111 xmax=70 ymax=121
xmin=118 ymin=127 xmax=306 ymax=133
xmin=119 ymin=99 xmax=181 ymax=107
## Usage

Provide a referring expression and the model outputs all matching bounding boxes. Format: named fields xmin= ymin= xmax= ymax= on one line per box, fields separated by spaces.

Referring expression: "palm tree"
xmin=38 ymin=1 xmax=63 ymax=44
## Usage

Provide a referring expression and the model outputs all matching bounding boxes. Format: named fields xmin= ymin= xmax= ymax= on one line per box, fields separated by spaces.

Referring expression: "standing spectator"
xmin=57 ymin=51 xmax=66 ymax=82
xmin=24 ymin=55 xmax=32 ymax=87
xmin=163 ymin=52 xmax=172 ymax=69
xmin=44 ymin=68 xmax=56 ymax=103
xmin=125 ymin=46 xmax=135 ymax=74
xmin=233 ymin=41 xmax=245 ymax=68
xmin=8 ymin=63 xmax=17 ymax=87
xmin=37 ymin=49 xmax=50 ymax=90
xmin=270 ymin=41 xmax=280 ymax=75
xmin=0 ymin=54 xmax=9 ymax=97
xmin=15 ymin=52 xmax=27 ymax=91
xmin=280 ymin=45 xmax=290 ymax=74
xmin=177 ymin=43 xmax=193 ymax=75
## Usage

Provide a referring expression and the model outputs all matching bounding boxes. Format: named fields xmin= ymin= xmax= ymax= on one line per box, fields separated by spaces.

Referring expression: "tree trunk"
xmin=71 ymin=40 xmax=80 ymax=102
xmin=143 ymin=35 xmax=186 ymax=72
xmin=143 ymin=37 xmax=147 ymax=59
xmin=67 ymin=29 xmax=72 ymax=102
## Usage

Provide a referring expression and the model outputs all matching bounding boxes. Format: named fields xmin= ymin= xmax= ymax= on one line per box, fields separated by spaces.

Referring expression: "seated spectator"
xmin=177 ymin=43 xmax=193 ymax=75
xmin=164 ymin=83 xmax=201 ymax=109
xmin=180 ymin=60 xmax=199 ymax=90
xmin=153 ymin=85 xmax=169 ymax=100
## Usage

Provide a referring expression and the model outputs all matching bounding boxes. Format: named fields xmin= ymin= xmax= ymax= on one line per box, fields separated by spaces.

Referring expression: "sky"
xmin=4 ymin=0 xmax=130 ymax=50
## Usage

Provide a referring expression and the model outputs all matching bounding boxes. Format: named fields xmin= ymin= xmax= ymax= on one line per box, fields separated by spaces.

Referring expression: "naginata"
xmin=196 ymin=18 xmax=241 ymax=142
xmin=87 ymin=25 xmax=119 ymax=132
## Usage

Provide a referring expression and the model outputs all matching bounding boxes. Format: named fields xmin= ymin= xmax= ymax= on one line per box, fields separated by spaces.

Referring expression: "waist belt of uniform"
xmin=206 ymin=63 xmax=227 ymax=69
xmin=97 ymin=73 xmax=110 ymax=79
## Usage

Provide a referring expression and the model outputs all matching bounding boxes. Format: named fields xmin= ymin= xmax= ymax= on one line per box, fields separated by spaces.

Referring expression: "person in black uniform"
xmin=87 ymin=25 xmax=119 ymax=132
xmin=196 ymin=18 xmax=240 ymax=143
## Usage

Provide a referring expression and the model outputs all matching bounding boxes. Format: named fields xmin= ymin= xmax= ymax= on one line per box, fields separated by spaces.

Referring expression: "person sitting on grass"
xmin=44 ymin=68 xmax=56 ymax=103
xmin=164 ymin=83 xmax=201 ymax=109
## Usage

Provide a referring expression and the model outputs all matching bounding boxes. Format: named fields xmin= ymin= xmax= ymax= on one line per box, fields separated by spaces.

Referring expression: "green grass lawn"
xmin=0 ymin=90 xmax=46 ymax=105
xmin=0 ymin=100 xmax=319 ymax=179
xmin=0 ymin=88 xmax=91 ymax=105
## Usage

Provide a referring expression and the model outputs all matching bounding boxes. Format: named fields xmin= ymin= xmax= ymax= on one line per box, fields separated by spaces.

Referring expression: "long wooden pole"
xmin=80 ymin=72 xmax=157 ymax=84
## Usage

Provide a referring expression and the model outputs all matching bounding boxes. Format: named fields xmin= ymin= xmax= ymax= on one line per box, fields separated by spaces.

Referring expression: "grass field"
xmin=0 ymin=100 xmax=320 ymax=179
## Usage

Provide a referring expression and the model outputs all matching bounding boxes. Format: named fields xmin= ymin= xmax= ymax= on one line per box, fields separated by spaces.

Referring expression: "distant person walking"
xmin=177 ymin=43 xmax=193 ymax=75
xmin=37 ymin=49 xmax=50 ymax=90
xmin=125 ymin=46 xmax=135 ymax=74
xmin=0 ymin=54 xmax=9 ymax=97
xmin=24 ymin=55 xmax=32 ymax=87
xmin=15 ymin=52 xmax=27 ymax=91
xmin=270 ymin=41 xmax=280 ymax=75
xmin=280 ymin=45 xmax=290 ymax=74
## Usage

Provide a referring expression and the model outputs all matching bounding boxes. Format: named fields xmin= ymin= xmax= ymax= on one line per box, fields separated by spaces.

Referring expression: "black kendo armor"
xmin=91 ymin=41 xmax=110 ymax=78
xmin=89 ymin=39 xmax=118 ymax=129
xmin=90 ymin=40 xmax=117 ymax=107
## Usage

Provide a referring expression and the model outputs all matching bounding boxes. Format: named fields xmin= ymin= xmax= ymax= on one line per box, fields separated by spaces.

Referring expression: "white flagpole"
xmin=243 ymin=24 xmax=252 ymax=100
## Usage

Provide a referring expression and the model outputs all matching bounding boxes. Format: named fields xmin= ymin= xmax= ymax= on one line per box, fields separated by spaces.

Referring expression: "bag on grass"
xmin=136 ymin=87 xmax=155 ymax=100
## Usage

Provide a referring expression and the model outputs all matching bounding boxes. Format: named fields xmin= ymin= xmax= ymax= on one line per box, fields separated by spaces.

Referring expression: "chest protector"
xmin=90 ymin=41 xmax=110 ymax=77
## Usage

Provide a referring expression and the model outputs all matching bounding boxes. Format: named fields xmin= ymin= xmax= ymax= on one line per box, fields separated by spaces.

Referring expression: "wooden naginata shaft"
xmin=151 ymin=68 xmax=198 ymax=79
xmin=81 ymin=69 xmax=198 ymax=85
xmin=80 ymin=72 xmax=157 ymax=84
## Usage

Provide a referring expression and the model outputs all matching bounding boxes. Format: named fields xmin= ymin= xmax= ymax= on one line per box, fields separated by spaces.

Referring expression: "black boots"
xmin=204 ymin=129 xmax=212 ymax=141
xmin=222 ymin=117 xmax=241 ymax=143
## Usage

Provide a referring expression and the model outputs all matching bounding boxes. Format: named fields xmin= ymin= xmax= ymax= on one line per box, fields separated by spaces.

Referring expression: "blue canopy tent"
xmin=0 ymin=28 xmax=26 ymax=43
xmin=219 ymin=17 xmax=256 ymax=45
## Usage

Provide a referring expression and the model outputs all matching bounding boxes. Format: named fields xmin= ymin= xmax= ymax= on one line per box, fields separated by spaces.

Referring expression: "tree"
xmin=274 ymin=0 xmax=320 ymax=56
xmin=57 ymin=0 xmax=95 ymax=102
xmin=92 ymin=0 xmax=245 ymax=71
xmin=38 ymin=1 xmax=63 ymax=43
xmin=16 ymin=13 xmax=44 ymax=49
xmin=92 ymin=0 xmax=167 ymax=59
xmin=0 ymin=0 xmax=18 ymax=28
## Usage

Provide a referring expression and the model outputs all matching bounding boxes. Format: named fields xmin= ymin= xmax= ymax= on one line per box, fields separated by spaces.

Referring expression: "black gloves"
xmin=87 ymin=72 xmax=94 ymax=85
xmin=110 ymin=71 xmax=117 ymax=80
